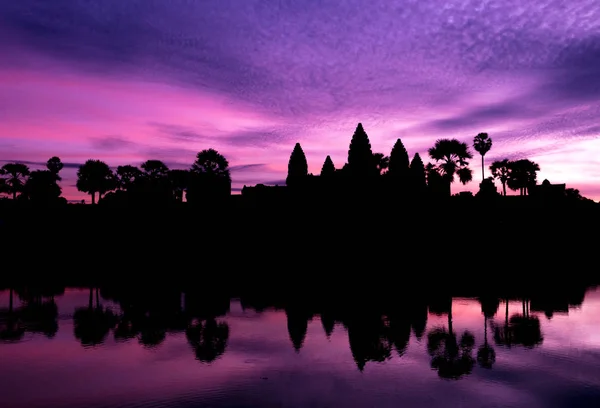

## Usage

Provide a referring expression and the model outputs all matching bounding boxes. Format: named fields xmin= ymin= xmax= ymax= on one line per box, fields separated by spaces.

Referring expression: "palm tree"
xmin=507 ymin=159 xmax=540 ymax=196
xmin=473 ymin=133 xmax=492 ymax=181
xmin=76 ymin=159 xmax=115 ymax=204
xmin=0 ymin=163 xmax=31 ymax=199
xmin=46 ymin=156 xmax=64 ymax=181
xmin=372 ymin=152 xmax=390 ymax=175
xmin=490 ymin=159 xmax=511 ymax=196
xmin=428 ymin=139 xmax=473 ymax=196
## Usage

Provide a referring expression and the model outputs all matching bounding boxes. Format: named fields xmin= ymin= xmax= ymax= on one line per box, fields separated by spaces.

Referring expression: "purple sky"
xmin=1 ymin=0 xmax=600 ymax=201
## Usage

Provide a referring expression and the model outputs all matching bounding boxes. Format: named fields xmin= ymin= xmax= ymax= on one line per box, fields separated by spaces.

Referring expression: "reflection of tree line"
xmin=241 ymin=288 xmax=587 ymax=379
xmin=75 ymin=287 xmax=231 ymax=363
xmin=0 ymin=287 xmax=64 ymax=342
xmin=0 ymin=285 xmax=592 ymax=378
xmin=0 ymin=287 xmax=231 ymax=364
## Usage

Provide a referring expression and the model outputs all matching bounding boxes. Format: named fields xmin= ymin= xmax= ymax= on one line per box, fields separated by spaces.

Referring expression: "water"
xmin=1 ymin=287 xmax=600 ymax=408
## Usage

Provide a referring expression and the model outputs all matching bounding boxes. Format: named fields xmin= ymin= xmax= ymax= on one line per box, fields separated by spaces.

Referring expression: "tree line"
xmin=0 ymin=148 xmax=231 ymax=205
xmin=0 ymin=122 xmax=589 ymax=204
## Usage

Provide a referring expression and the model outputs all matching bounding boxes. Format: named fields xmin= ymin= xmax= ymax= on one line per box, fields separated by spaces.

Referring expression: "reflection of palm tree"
xmin=73 ymin=287 xmax=116 ymax=347
xmin=427 ymin=300 xmax=475 ymax=379
xmin=493 ymin=299 xmax=515 ymax=348
xmin=493 ymin=299 xmax=543 ymax=349
xmin=510 ymin=299 xmax=543 ymax=348
xmin=0 ymin=288 xmax=25 ymax=343
xmin=477 ymin=296 xmax=498 ymax=368
xmin=428 ymin=328 xmax=475 ymax=379
xmin=477 ymin=315 xmax=496 ymax=369
xmin=186 ymin=318 xmax=229 ymax=363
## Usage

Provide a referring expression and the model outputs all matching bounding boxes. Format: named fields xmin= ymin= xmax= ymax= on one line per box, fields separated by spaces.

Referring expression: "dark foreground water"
xmin=1 ymin=287 xmax=600 ymax=408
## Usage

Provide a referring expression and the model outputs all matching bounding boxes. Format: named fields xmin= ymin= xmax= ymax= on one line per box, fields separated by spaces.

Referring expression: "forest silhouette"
xmin=1 ymin=123 xmax=599 ymax=281
xmin=0 ymin=284 xmax=593 ymax=379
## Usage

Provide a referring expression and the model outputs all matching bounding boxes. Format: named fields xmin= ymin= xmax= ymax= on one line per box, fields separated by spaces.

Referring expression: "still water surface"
xmin=1 ymin=287 xmax=600 ymax=408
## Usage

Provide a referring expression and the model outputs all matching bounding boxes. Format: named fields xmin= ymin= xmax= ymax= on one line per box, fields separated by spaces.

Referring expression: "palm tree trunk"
xmin=448 ymin=303 xmax=453 ymax=334
xmin=505 ymin=299 xmax=509 ymax=324
xmin=95 ymin=288 xmax=100 ymax=309
xmin=484 ymin=316 xmax=488 ymax=345
xmin=502 ymin=182 xmax=507 ymax=196
xmin=481 ymin=155 xmax=485 ymax=180
xmin=12 ymin=190 xmax=16 ymax=200
xmin=91 ymin=192 xmax=96 ymax=205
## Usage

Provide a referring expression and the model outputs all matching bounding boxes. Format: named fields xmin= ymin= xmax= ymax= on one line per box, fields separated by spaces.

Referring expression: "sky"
xmin=1 ymin=0 xmax=600 ymax=202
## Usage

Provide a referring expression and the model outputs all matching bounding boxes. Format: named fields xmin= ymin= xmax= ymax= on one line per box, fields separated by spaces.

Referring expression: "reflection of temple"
xmin=529 ymin=179 xmax=566 ymax=200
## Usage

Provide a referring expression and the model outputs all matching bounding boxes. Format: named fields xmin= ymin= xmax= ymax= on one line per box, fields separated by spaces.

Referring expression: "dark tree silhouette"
xmin=186 ymin=318 xmax=230 ymax=363
xmin=428 ymin=139 xmax=473 ymax=196
xmin=425 ymin=163 xmax=445 ymax=195
xmin=24 ymin=170 xmax=62 ymax=203
xmin=427 ymin=299 xmax=475 ymax=379
xmin=0 ymin=177 xmax=7 ymax=197
xmin=388 ymin=139 xmax=410 ymax=180
xmin=191 ymin=149 xmax=231 ymax=179
xmin=0 ymin=163 xmax=30 ymax=200
xmin=565 ymin=188 xmax=584 ymax=201
xmin=427 ymin=328 xmax=476 ymax=379
xmin=76 ymin=159 xmax=115 ymax=204
xmin=373 ymin=153 xmax=390 ymax=175
xmin=347 ymin=123 xmax=377 ymax=178
xmin=409 ymin=153 xmax=427 ymax=194
xmin=116 ymin=165 xmax=143 ymax=190
xmin=0 ymin=288 xmax=25 ymax=343
xmin=490 ymin=159 xmax=511 ymax=196
xmin=188 ymin=149 xmax=231 ymax=202
xmin=509 ymin=299 xmax=544 ymax=348
xmin=73 ymin=287 xmax=116 ymax=347
xmin=320 ymin=155 xmax=336 ymax=177
xmin=141 ymin=160 xmax=170 ymax=179
xmin=477 ymin=297 xmax=499 ymax=369
xmin=46 ymin=156 xmax=64 ymax=181
xmin=493 ymin=299 xmax=515 ymax=348
xmin=473 ymin=133 xmax=493 ymax=181
xmin=286 ymin=143 xmax=309 ymax=186
xmin=168 ymin=169 xmax=190 ymax=202
xmin=507 ymin=159 xmax=540 ymax=196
